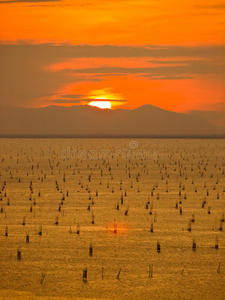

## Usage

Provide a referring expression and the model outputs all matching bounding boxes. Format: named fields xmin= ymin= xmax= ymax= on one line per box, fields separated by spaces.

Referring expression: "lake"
xmin=0 ymin=138 xmax=224 ymax=300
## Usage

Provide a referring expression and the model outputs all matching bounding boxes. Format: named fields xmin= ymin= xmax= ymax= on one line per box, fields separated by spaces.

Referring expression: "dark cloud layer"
xmin=1 ymin=43 xmax=225 ymax=59
xmin=60 ymin=94 xmax=85 ymax=99
xmin=49 ymin=99 xmax=82 ymax=104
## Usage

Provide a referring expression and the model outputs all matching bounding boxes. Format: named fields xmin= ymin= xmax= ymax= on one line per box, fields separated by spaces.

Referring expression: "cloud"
xmin=0 ymin=0 xmax=134 ymax=6
xmin=59 ymin=61 xmax=225 ymax=77
xmin=0 ymin=44 xmax=104 ymax=107
xmin=82 ymin=98 xmax=126 ymax=102
xmin=91 ymin=73 xmax=127 ymax=77
xmin=196 ymin=3 xmax=225 ymax=9
xmin=49 ymin=98 xmax=127 ymax=105
xmin=139 ymin=75 xmax=194 ymax=80
xmin=59 ymin=94 xmax=85 ymax=99
xmin=147 ymin=60 xmax=206 ymax=65
xmin=49 ymin=99 xmax=82 ymax=104
xmin=45 ymin=88 xmax=127 ymax=105
xmin=0 ymin=0 xmax=61 ymax=4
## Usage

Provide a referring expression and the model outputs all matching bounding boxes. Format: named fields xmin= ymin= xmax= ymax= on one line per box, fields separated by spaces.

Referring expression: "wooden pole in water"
xmin=149 ymin=264 xmax=153 ymax=277
xmin=77 ymin=222 xmax=80 ymax=234
xmin=150 ymin=223 xmax=153 ymax=233
xmin=17 ymin=249 xmax=21 ymax=260
xmin=91 ymin=212 xmax=95 ymax=224
xmin=220 ymin=213 xmax=224 ymax=222
xmin=116 ymin=268 xmax=121 ymax=280
xmin=192 ymin=239 xmax=196 ymax=251
xmin=5 ymin=225 xmax=8 ymax=236
xmin=114 ymin=219 xmax=117 ymax=234
xmin=83 ymin=268 xmax=87 ymax=282
xmin=38 ymin=225 xmax=42 ymax=236
xmin=217 ymin=262 xmax=221 ymax=274
xmin=157 ymin=242 xmax=160 ymax=253
xmin=40 ymin=272 xmax=46 ymax=284
xmin=89 ymin=244 xmax=93 ymax=256
xmin=26 ymin=233 xmax=29 ymax=243
xmin=215 ymin=236 xmax=219 ymax=249
xmin=181 ymin=266 xmax=185 ymax=275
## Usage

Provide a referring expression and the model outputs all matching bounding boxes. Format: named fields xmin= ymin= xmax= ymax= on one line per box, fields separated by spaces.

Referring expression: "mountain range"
xmin=0 ymin=104 xmax=224 ymax=137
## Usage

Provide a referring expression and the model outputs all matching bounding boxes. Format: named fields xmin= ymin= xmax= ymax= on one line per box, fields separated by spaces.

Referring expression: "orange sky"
xmin=0 ymin=0 xmax=225 ymax=112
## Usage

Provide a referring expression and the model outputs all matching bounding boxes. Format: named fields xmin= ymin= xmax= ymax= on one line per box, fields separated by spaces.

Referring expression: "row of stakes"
xmin=1 ymin=152 xmax=224 ymax=285
xmin=1 ymin=168 xmax=224 ymax=218
xmin=1 ymin=157 xmax=224 ymax=186
xmin=15 ymin=234 xmax=221 ymax=263
xmin=1 ymin=173 xmax=224 ymax=206
xmin=83 ymin=261 xmax=221 ymax=283
xmin=2 ymin=176 xmax=224 ymax=236
xmin=1 ymin=159 xmax=224 ymax=259
xmin=15 ymin=253 xmax=221 ymax=284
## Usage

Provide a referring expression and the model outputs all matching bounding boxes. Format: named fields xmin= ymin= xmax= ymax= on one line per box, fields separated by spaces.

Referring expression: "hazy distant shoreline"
xmin=1 ymin=105 xmax=224 ymax=138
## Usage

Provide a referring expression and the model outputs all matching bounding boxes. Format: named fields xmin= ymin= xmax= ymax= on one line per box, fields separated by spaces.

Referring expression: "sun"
xmin=87 ymin=88 xmax=124 ymax=109
xmin=89 ymin=101 xmax=112 ymax=109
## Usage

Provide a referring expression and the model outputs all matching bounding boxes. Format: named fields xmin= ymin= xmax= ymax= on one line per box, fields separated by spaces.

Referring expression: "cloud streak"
xmin=49 ymin=99 xmax=82 ymax=104
xmin=196 ymin=3 xmax=225 ymax=9
xmin=59 ymin=61 xmax=225 ymax=78
xmin=0 ymin=0 xmax=61 ymax=4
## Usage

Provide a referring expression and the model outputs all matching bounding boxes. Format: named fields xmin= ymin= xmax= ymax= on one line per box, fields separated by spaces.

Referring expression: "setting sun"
xmin=89 ymin=101 xmax=112 ymax=109
xmin=86 ymin=88 xmax=125 ymax=109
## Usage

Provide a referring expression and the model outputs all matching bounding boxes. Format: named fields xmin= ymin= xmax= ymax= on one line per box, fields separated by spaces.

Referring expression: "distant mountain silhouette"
xmin=189 ymin=110 xmax=225 ymax=128
xmin=0 ymin=104 xmax=224 ymax=137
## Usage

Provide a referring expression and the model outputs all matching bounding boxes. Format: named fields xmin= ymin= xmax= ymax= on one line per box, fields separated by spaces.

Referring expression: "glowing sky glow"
xmin=0 ymin=0 xmax=224 ymax=112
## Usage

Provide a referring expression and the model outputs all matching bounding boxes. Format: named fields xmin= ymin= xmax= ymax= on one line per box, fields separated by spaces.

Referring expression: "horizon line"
xmin=0 ymin=134 xmax=224 ymax=139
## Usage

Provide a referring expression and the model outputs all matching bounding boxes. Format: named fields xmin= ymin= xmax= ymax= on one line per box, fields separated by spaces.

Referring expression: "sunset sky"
xmin=0 ymin=0 xmax=225 ymax=112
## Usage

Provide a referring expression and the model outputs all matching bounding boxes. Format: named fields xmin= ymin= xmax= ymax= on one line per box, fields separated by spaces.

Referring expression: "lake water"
xmin=0 ymin=139 xmax=224 ymax=300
